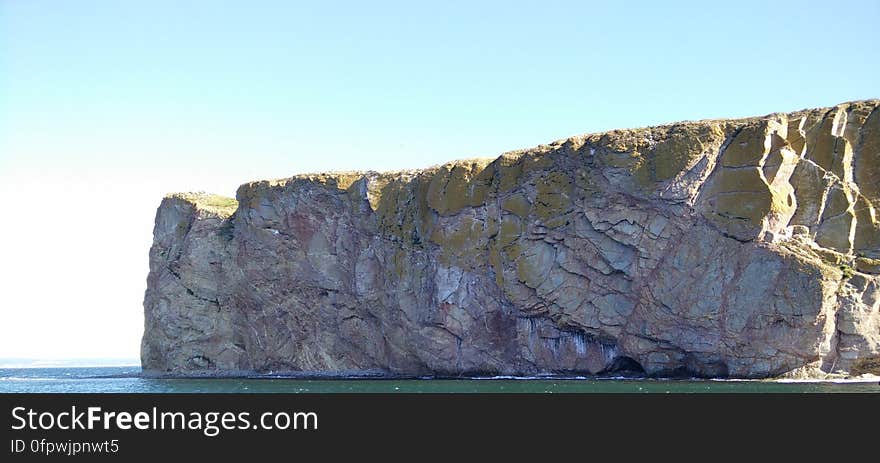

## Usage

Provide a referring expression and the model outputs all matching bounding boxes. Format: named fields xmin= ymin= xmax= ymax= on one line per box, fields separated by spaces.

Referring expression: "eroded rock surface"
xmin=142 ymin=100 xmax=880 ymax=378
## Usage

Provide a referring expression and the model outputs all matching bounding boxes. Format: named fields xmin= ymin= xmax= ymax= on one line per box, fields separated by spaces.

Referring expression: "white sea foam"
xmin=774 ymin=376 xmax=880 ymax=384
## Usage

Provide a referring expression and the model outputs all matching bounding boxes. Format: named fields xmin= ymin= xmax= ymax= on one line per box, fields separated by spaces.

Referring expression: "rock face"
xmin=142 ymin=100 xmax=880 ymax=378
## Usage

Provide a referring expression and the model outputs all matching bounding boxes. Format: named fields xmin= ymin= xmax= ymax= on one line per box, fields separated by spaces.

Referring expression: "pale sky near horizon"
xmin=1 ymin=1 xmax=878 ymax=360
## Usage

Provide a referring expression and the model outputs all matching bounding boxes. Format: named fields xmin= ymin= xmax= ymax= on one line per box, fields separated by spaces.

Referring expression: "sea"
xmin=1 ymin=362 xmax=879 ymax=393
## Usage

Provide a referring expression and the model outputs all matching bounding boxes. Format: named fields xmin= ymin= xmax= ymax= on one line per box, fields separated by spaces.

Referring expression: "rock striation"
xmin=142 ymin=100 xmax=880 ymax=378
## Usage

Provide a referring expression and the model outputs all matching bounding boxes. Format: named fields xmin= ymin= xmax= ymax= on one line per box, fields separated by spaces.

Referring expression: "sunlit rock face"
xmin=142 ymin=100 xmax=880 ymax=378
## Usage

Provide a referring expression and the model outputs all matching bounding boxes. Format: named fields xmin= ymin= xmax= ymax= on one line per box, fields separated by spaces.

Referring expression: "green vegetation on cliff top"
xmin=167 ymin=192 xmax=238 ymax=217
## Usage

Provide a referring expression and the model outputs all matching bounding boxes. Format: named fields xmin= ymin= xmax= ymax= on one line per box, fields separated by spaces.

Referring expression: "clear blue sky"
xmin=0 ymin=1 xmax=877 ymax=360
xmin=3 ymin=0 xmax=878 ymax=177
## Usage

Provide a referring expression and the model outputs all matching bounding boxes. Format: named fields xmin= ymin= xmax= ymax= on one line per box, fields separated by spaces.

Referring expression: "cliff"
xmin=142 ymin=100 xmax=880 ymax=378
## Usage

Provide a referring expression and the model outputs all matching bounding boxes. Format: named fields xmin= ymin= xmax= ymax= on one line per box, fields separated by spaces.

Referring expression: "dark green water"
xmin=2 ymin=367 xmax=878 ymax=393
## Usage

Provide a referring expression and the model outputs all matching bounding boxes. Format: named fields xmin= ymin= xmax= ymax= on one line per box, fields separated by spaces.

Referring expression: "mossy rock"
xmin=497 ymin=217 xmax=522 ymax=246
xmin=822 ymin=187 xmax=853 ymax=218
xmin=501 ymin=194 xmax=532 ymax=218
xmin=803 ymin=110 xmax=844 ymax=175
xmin=542 ymin=216 xmax=569 ymax=229
xmin=722 ymin=123 xmax=769 ymax=168
xmin=298 ymin=172 xmax=365 ymax=191
xmin=374 ymin=179 xmax=408 ymax=238
xmin=810 ymin=246 xmax=846 ymax=266
xmin=168 ymin=192 xmax=238 ymax=218
xmin=602 ymin=150 xmax=643 ymax=169
xmin=788 ymin=160 xmax=829 ymax=226
xmin=373 ymin=176 xmax=434 ymax=247
xmin=503 ymin=243 xmax=523 ymax=261
xmin=850 ymin=355 xmax=880 ymax=376
xmin=534 ymin=171 xmax=572 ymax=220
xmin=855 ymin=257 xmax=880 ymax=274
xmin=853 ymin=196 xmax=880 ymax=254
xmin=593 ymin=122 xmax=723 ymax=191
xmin=646 ymin=123 xmax=724 ymax=183
xmin=712 ymin=192 xmax=771 ymax=223
xmin=427 ymin=160 xmax=494 ymax=215
xmin=497 ymin=155 xmax=525 ymax=193
xmin=712 ymin=167 xmax=768 ymax=194
xmin=815 ymin=214 xmax=856 ymax=253
xmin=429 ymin=216 xmax=486 ymax=266
xmin=855 ymin=107 xmax=880 ymax=204
xmin=392 ymin=249 xmax=408 ymax=279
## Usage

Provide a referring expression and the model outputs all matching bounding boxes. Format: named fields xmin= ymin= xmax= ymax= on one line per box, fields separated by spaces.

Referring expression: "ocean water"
xmin=1 ymin=367 xmax=879 ymax=393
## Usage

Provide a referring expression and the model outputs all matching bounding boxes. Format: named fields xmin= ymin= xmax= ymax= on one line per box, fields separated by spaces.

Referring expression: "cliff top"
xmin=238 ymin=157 xmax=496 ymax=191
xmin=167 ymin=98 xmax=879 ymax=214
xmin=164 ymin=192 xmax=239 ymax=217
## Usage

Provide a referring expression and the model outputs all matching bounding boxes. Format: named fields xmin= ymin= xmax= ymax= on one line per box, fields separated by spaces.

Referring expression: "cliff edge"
xmin=142 ymin=100 xmax=880 ymax=378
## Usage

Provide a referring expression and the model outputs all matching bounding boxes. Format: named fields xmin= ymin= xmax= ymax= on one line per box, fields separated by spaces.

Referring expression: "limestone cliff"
xmin=142 ymin=100 xmax=880 ymax=378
